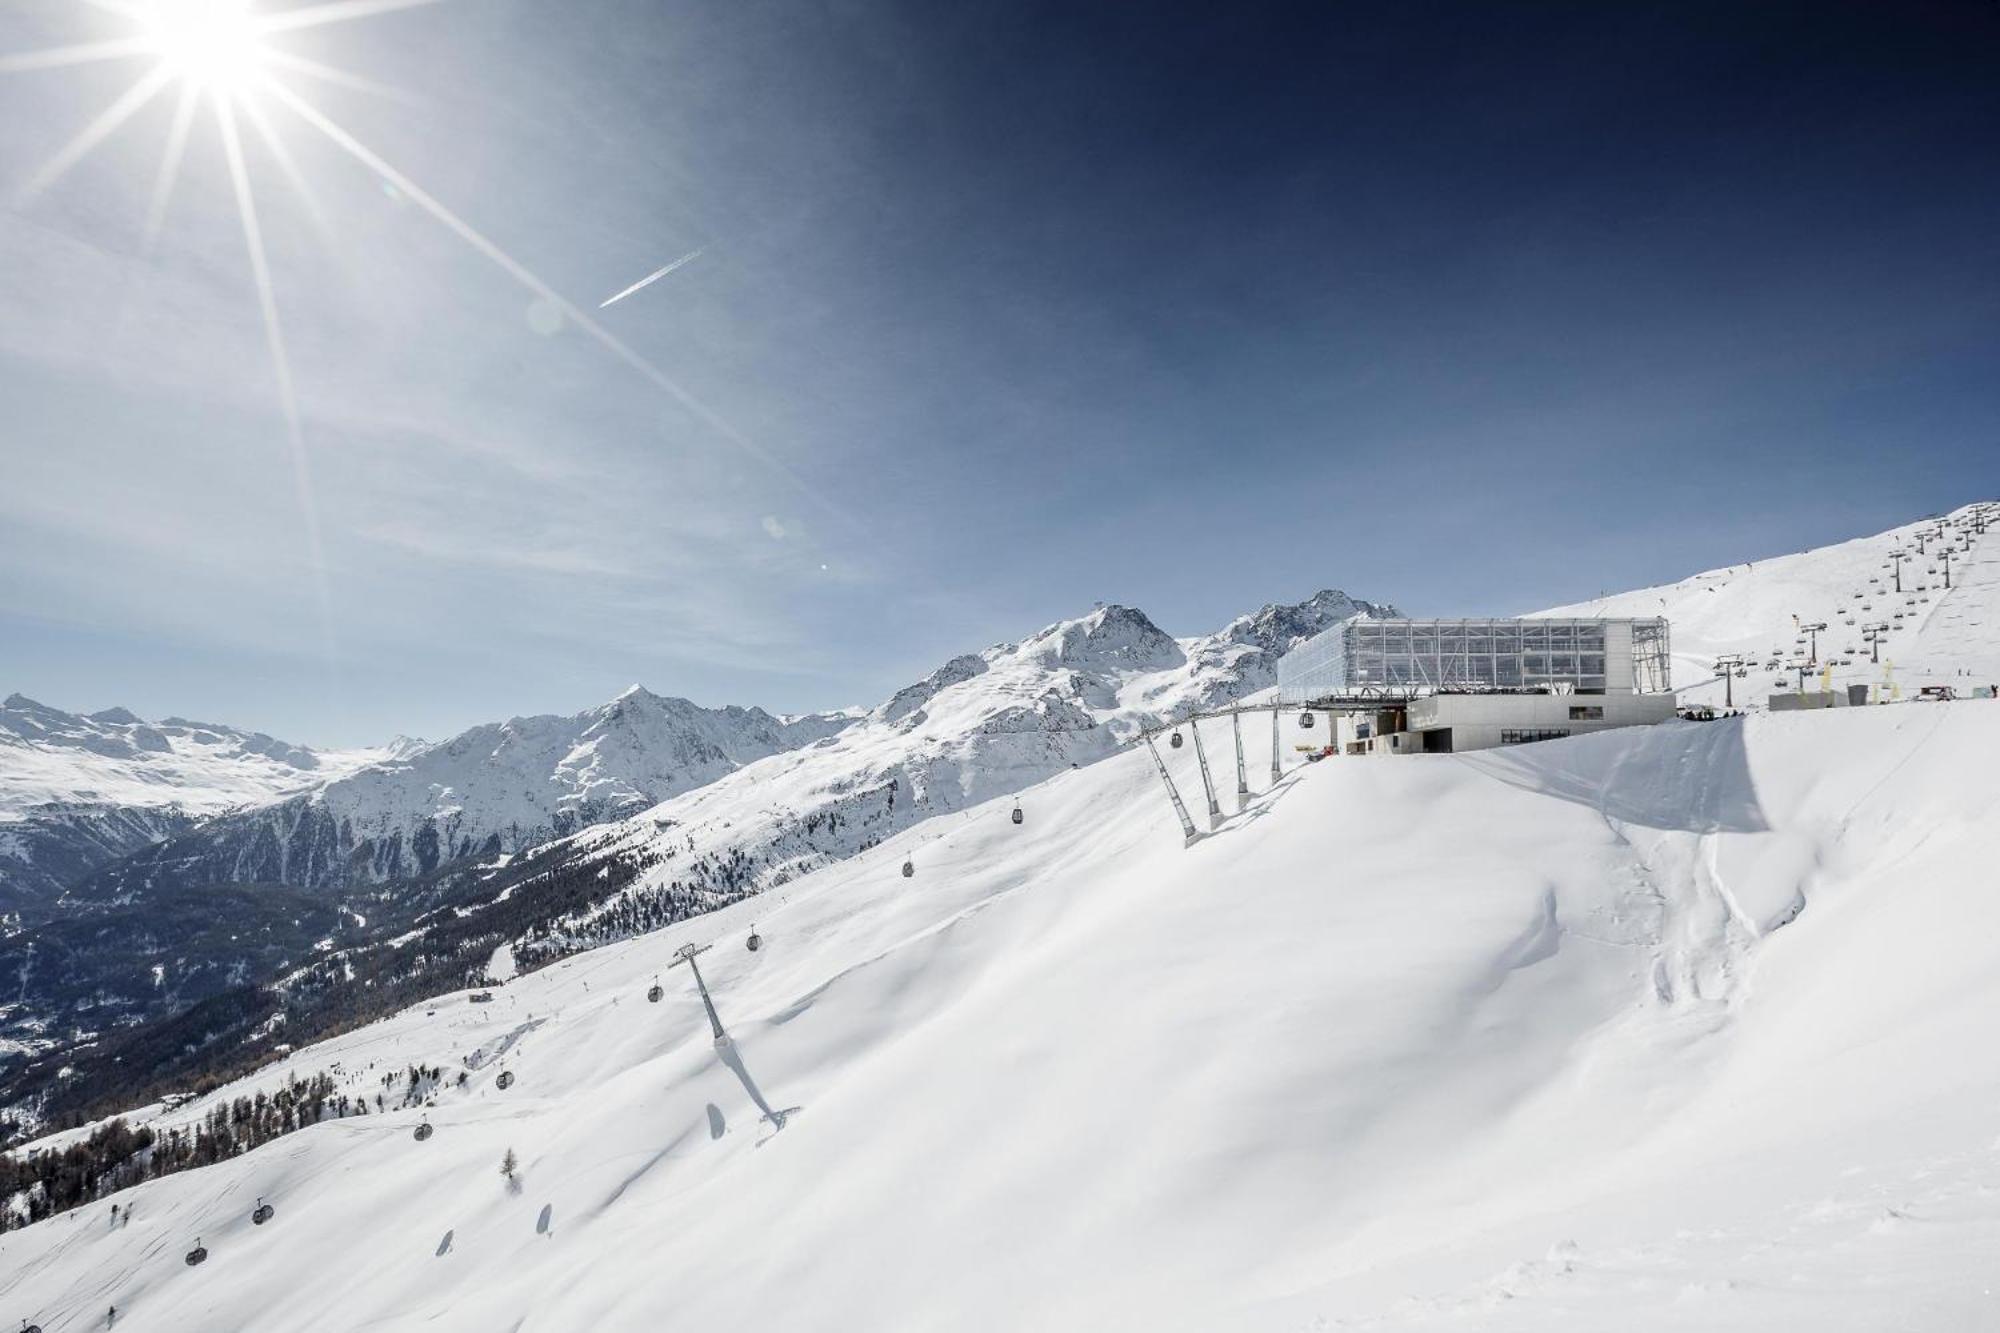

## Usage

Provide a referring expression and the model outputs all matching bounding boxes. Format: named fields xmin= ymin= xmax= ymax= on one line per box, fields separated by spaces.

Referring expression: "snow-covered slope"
xmin=78 ymin=688 xmax=858 ymax=895
xmin=530 ymin=591 xmax=1390 ymax=928
xmin=0 ymin=697 xmax=392 ymax=908
xmin=8 ymin=701 xmax=1999 ymax=1330
xmin=1535 ymin=500 xmax=2000 ymax=707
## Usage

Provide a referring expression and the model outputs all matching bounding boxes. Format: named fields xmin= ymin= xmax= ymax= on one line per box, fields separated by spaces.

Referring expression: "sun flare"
xmin=140 ymin=0 xmax=270 ymax=96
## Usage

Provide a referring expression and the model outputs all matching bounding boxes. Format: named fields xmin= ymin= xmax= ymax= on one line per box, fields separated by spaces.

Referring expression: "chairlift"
xmin=1168 ymin=730 xmax=1184 ymax=749
xmin=1299 ymin=711 xmax=1316 ymax=729
xmin=902 ymin=858 xmax=915 ymax=879
xmin=746 ymin=926 xmax=763 ymax=952
xmin=185 ymin=1238 xmax=208 ymax=1267
xmin=1735 ymin=668 xmax=1748 ymax=678
xmin=647 ymin=977 xmax=663 ymax=1003
xmin=1011 ymin=804 xmax=1023 ymax=826
xmin=413 ymin=1118 xmax=434 ymax=1142
xmin=252 ymin=1198 xmax=274 ymax=1226
xmin=496 ymin=1069 xmax=515 ymax=1091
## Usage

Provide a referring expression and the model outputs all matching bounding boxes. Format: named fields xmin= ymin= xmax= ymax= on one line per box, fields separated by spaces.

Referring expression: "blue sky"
xmin=1 ymin=0 xmax=1996 ymax=745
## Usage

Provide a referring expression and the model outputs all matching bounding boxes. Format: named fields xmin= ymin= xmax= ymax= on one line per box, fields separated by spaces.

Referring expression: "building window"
xmin=1568 ymin=705 xmax=1604 ymax=720
xmin=1500 ymin=728 xmax=1571 ymax=745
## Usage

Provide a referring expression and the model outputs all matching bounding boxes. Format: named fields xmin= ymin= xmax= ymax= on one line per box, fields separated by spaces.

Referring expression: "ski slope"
xmin=1537 ymin=500 xmax=2000 ymax=707
xmin=7 ymin=699 xmax=1999 ymax=1331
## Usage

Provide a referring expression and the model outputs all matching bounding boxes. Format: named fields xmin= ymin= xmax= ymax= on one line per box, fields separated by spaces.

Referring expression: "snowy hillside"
xmin=1536 ymin=500 xmax=2000 ymax=707
xmin=0 ymin=697 xmax=393 ymax=907
xmin=533 ymin=590 xmax=1391 ymax=927
xmin=7 ymin=701 xmax=1999 ymax=1329
xmin=78 ymin=687 xmax=858 ymax=896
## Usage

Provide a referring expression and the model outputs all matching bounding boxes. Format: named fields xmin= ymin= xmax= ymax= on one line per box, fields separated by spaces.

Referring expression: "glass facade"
xmin=1278 ymin=617 xmax=1672 ymax=699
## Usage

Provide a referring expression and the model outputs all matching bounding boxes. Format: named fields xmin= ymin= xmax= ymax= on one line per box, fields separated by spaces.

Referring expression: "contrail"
xmin=598 ymin=248 xmax=705 ymax=309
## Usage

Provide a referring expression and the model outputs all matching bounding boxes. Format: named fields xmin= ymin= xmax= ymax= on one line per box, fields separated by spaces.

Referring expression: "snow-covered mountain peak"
xmin=1020 ymin=603 xmax=1184 ymax=672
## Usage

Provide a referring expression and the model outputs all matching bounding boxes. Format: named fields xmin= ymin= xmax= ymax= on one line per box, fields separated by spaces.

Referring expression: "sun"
xmin=139 ymin=0 xmax=271 ymax=96
xmin=1 ymin=0 xmax=812 ymax=634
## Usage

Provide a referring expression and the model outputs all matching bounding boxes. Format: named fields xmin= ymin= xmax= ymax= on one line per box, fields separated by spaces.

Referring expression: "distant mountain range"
xmin=0 ymin=695 xmax=396 ymax=909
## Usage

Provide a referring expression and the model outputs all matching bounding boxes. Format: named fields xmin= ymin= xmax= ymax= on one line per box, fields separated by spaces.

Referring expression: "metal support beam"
xmin=1231 ymin=709 xmax=1249 ymax=808
xmin=669 ymin=943 xmax=727 ymax=1043
xmin=1188 ymin=717 xmax=1222 ymax=826
xmin=1144 ymin=733 xmax=1199 ymax=845
xmin=1269 ymin=701 xmax=1282 ymax=784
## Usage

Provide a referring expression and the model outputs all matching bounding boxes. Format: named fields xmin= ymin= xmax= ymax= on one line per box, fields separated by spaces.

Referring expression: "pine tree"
xmin=500 ymin=1147 xmax=518 ymax=1181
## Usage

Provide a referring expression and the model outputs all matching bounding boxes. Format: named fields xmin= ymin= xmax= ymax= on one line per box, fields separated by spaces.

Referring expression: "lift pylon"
xmin=669 ymin=942 xmax=727 ymax=1043
xmin=1143 ymin=731 xmax=1199 ymax=845
xmin=1269 ymin=700 xmax=1282 ymax=784
xmin=1187 ymin=716 xmax=1222 ymax=826
xmin=1231 ymin=709 xmax=1249 ymax=809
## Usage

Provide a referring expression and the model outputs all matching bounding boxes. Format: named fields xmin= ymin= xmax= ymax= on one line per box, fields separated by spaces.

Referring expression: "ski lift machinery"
xmin=252 ymin=1198 xmax=275 ymax=1225
xmin=184 ymin=1238 xmax=208 ymax=1267
xmin=413 ymin=1118 xmax=434 ymax=1142
xmin=496 ymin=1069 xmax=515 ymax=1091
xmin=647 ymin=976 xmax=664 ymax=1003
xmin=746 ymin=926 xmax=763 ymax=952
xmin=902 ymin=857 xmax=915 ymax=879
xmin=1011 ymin=803 xmax=1024 ymax=826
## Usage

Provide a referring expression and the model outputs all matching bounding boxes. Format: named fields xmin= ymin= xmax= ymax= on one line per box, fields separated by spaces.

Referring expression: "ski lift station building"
xmin=1276 ymin=617 xmax=1676 ymax=754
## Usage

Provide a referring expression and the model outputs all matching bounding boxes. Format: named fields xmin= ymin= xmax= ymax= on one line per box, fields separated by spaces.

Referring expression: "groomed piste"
xmin=6 ymin=697 xmax=2000 ymax=1330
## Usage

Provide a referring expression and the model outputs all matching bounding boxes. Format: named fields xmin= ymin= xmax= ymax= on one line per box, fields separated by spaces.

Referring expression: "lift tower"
xmin=1187 ymin=717 xmax=1223 ymax=826
xmin=1713 ymin=654 xmax=1744 ymax=708
xmin=669 ymin=943 xmax=727 ymax=1044
xmin=1231 ymin=709 xmax=1249 ymax=810
xmin=1144 ymin=731 xmax=1199 ymax=845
